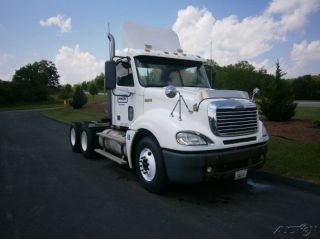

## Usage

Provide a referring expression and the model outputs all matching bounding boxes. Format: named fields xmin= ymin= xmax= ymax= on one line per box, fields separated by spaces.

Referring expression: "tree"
xmin=59 ymin=84 xmax=73 ymax=100
xmin=93 ymin=73 xmax=104 ymax=91
xmin=259 ymin=60 xmax=297 ymax=121
xmin=292 ymin=75 xmax=319 ymax=100
xmin=70 ymin=85 xmax=88 ymax=109
xmin=12 ymin=60 xmax=60 ymax=102
xmin=88 ymin=82 xmax=98 ymax=103
xmin=13 ymin=60 xmax=59 ymax=88
xmin=81 ymin=81 xmax=88 ymax=91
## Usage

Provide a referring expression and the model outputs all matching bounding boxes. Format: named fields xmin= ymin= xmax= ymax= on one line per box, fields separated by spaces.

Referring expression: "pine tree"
xmin=70 ymin=86 xmax=88 ymax=109
xmin=260 ymin=60 xmax=297 ymax=121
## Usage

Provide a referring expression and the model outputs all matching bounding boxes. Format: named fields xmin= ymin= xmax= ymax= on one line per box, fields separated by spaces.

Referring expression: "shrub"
xmin=70 ymin=86 xmax=88 ymax=109
xmin=259 ymin=60 xmax=297 ymax=121
xmin=88 ymin=82 xmax=98 ymax=102
xmin=59 ymin=84 xmax=73 ymax=100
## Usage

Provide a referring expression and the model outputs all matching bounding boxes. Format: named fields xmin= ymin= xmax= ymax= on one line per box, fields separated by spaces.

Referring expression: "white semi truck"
xmin=69 ymin=22 xmax=269 ymax=192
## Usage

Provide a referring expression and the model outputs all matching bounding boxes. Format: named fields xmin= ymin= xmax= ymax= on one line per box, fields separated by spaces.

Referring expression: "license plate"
xmin=234 ymin=169 xmax=247 ymax=180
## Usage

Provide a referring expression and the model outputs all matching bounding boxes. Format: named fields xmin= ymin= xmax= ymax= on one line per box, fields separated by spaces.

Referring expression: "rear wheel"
xmin=135 ymin=136 xmax=168 ymax=193
xmin=80 ymin=126 xmax=96 ymax=159
xmin=69 ymin=123 xmax=81 ymax=153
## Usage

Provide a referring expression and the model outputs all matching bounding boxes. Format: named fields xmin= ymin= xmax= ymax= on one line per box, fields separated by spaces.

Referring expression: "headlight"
xmin=262 ymin=124 xmax=269 ymax=138
xmin=176 ymin=131 xmax=213 ymax=146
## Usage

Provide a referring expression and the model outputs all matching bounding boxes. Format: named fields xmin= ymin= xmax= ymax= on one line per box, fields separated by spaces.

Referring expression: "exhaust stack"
xmin=108 ymin=32 xmax=115 ymax=60
xmin=105 ymin=31 xmax=115 ymax=120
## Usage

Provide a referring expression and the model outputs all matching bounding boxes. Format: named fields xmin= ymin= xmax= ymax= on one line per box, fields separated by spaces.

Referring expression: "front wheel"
xmin=135 ymin=137 xmax=168 ymax=193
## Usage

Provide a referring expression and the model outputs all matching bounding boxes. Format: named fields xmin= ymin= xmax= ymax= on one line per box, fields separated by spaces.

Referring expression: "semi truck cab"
xmin=69 ymin=22 xmax=269 ymax=192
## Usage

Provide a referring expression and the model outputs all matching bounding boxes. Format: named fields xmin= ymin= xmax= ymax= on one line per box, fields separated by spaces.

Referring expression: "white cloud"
xmin=0 ymin=53 xmax=12 ymax=66
xmin=40 ymin=15 xmax=72 ymax=33
xmin=250 ymin=59 xmax=273 ymax=72
xmin=173 ymin=1 xmax=320 ymax=69
xmin=0 ymin=53 xmax=13 ymax=81
xmin=291 ymin=40 xmax=320 ymax=62
xmin=0 ymin=71 xmax=14 ymax=81
xmin=289 ymin=40 xmax=320 ymax=76
xmin=266 ymin=0 xmax=320 ymax=32
xmin=55 ymin=45 xmax=104 ymax=85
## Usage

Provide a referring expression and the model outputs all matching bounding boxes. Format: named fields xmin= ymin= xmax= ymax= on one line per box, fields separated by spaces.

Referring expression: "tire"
xmin=69 ymin=123 xmax=81 ymax=153
xmin=80 ymin=126 xmax=96 ymax=159
xmin=135 ymin=136 xmax=168 ymax=193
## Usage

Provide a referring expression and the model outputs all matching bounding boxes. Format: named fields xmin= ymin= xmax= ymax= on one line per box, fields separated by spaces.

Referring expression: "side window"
xmin=116 ymin=62 xmax=134 ymax=87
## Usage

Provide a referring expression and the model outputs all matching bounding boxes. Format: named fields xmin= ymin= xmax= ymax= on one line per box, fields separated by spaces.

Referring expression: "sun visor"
xmin=121 ymin=22 xmax=181 ymax=52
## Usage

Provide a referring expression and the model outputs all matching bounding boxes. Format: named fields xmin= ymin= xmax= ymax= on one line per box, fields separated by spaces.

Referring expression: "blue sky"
xmin=1 ymin=0 xmax=320 ymax=84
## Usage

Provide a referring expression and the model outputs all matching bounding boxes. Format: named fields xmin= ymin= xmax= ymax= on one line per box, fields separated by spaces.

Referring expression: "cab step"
xmin=94 ymin=149 xmax=127 ymax=165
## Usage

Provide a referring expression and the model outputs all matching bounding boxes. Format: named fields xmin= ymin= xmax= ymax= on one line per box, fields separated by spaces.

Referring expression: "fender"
xmin=129 ymin=108 xmax=181 ymax=149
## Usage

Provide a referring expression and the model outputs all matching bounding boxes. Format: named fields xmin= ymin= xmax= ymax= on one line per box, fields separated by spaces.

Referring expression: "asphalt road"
xmin=1 ymin=110 xmax=320 ymax=239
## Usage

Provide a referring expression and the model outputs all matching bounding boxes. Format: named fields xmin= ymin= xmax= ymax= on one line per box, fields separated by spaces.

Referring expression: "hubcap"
xmin=81 ymin=131 xmax=88 ymax=151
xmin=139 ymin=148 xmax=156 ymax=182
xmin=70 ymin=128 xmax=76 ymax=146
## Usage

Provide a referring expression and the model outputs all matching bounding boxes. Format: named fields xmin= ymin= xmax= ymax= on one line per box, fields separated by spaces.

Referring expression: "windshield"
xmin=135 ymin=56 xmax=210 ymax=88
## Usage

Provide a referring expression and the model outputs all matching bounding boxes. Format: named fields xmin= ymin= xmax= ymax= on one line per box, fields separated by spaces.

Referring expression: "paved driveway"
xmin=1 ymin=110 xmax=319 ymax=239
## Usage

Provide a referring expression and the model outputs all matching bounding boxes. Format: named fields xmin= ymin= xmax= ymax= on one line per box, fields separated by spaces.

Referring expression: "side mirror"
xmin=251 ymin=87 xmax=260 ymax=102
xmin=105 ymin=61 xmax=116 ymax=89
xmin=165 ymin=85 xmax=177 ymax=98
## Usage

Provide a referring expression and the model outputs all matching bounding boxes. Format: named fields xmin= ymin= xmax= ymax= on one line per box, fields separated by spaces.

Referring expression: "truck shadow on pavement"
xmin=101 ymin=158 xmax=275 ymax=206
xmin=164 ymin=177 xmax=275 ymax=206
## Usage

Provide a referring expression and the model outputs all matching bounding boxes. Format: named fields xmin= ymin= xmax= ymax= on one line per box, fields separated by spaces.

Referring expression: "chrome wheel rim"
xmin=70 ymin=128 xmax=76 ymax=146
xmin=139 ymin=148 xmax=156 ymax=181
xmin=81 ymin=131 xmax=88 ymax=151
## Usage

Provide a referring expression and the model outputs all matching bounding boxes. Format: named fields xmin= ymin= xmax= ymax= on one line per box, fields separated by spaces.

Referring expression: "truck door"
xmin=112 ymin=59 xmax=135 ymax=127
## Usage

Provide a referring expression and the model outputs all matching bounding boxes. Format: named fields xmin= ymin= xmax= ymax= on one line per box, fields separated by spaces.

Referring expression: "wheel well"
xmin=130 ymin=129 xmax=158 ymax=173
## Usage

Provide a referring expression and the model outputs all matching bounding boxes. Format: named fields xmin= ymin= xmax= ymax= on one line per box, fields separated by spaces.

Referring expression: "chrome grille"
xmin=215 ymin=107 xmax=258 ymax=137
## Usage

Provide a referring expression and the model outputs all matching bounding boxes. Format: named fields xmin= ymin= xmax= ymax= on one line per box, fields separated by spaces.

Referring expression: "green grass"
xmin=264 ymin=137 xmax=320 ymax=184
xmin=42 ymin=107 xmax=105 ymax=124
xmin=294 ymin=107 xmax=320 ymax=121
xmin=0 ymin=102 xmax=63 ymax=111
xmin=86 ymin=94 xmax=105 ymax=104
xmin=264 ymin=107 xmax=320 ymax=184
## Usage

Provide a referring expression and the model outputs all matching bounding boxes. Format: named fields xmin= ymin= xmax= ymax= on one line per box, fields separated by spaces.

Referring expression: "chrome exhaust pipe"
xmin=105 ymin=32 xmax=115 ymax=120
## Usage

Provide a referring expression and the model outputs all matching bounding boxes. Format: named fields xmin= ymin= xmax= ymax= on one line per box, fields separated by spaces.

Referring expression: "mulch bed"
xmin=263 ymin=119 xmax=320 ymax=144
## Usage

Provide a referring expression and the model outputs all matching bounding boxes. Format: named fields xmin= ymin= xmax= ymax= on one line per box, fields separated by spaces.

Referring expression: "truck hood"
xmin=144 ymin=87 xmax=250 ymax=108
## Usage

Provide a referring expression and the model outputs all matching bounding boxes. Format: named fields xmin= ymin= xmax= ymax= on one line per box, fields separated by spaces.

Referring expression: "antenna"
xmin=210 ymin=40 xmax=213 ymax=87
xmin=107 ymin=22 xmax=110 ymax=34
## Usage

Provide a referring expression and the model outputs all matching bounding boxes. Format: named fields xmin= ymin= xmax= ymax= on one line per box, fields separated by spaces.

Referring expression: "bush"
xmin=59 ymin=84 xmax=73 ymax=100
xmin=70 ymin=86 xmax=87 ymax=109
xmin=259 ymin=60 xmax=297 ymax=121
xmin=88 ymin=82 xmax=98 ymax=102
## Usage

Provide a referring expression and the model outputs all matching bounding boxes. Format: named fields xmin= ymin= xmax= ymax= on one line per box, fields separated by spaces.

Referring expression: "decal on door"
xmin=117 ymin=96 xmax=128 ymax=104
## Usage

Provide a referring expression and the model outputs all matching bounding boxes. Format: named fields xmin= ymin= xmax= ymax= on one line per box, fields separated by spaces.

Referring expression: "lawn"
xmin=0 ymin=93 xmax=64 ymax=111
xmin=42 ymin=107 xmax=105 ymax=124
xmin=86 ymin=93 xmax=106 ymax=104
xmin=294 ymin=107 xmax=320 ymax=121
xmin=265 ymin=137 xmax=320 ymax=184
xmin=263 ymin=106 xmax=320 ymax=184
xmin=0 ymin=101 xmax=63 ymax=111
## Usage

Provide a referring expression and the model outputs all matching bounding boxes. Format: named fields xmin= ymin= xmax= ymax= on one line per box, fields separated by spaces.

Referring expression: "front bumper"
xmin=162 ymin=142 xmax=268 ymax=183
